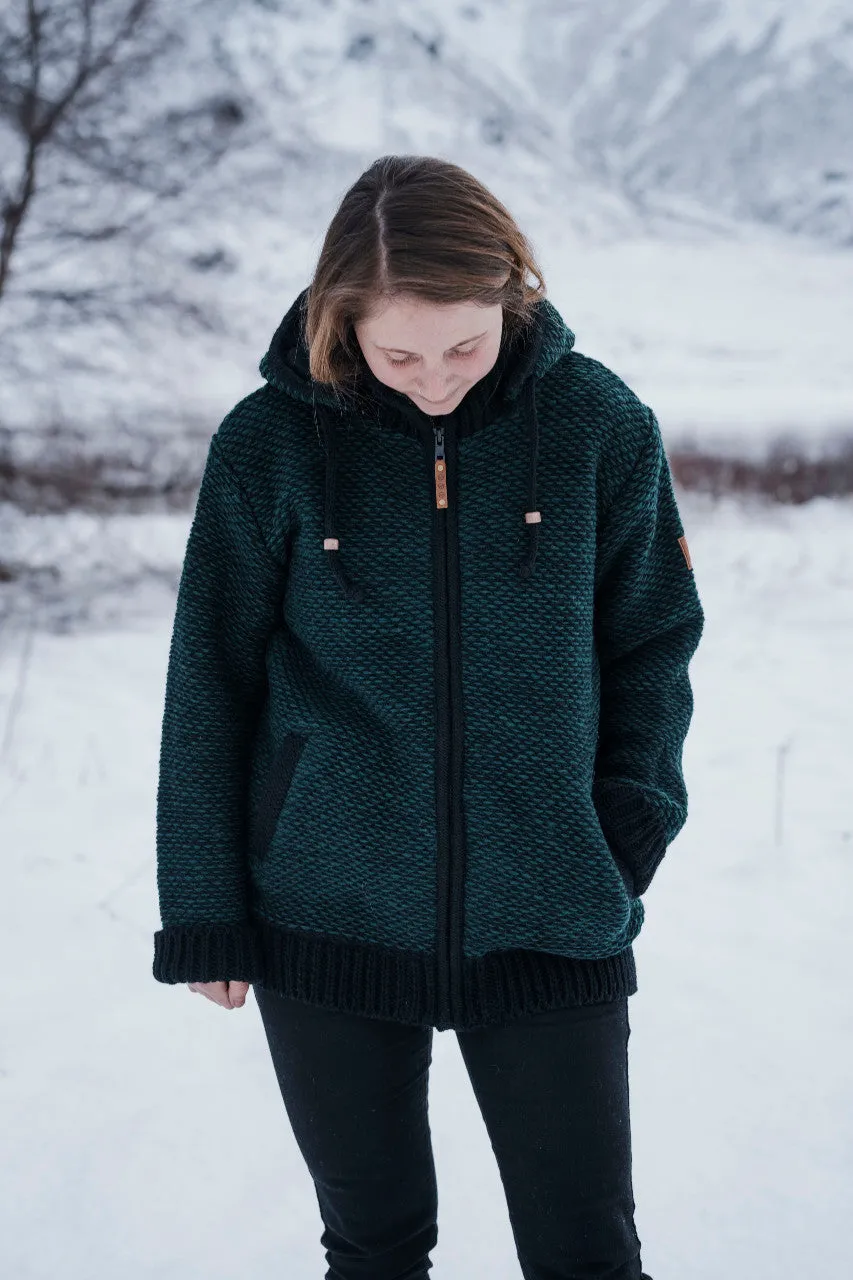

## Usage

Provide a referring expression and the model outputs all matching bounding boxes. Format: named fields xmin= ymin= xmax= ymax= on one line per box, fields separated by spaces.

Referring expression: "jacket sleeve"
xmin=152 ymin=434 xmax=287 ymax=984
xmin=591 ymin=406 xmax=704 ymax=897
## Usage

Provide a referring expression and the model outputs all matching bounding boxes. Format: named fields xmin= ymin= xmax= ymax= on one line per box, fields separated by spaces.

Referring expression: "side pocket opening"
xmin=609 ymin=849 xmax=636 ymax=898
xmin=250 ymin=731 xmax=310 ymax=862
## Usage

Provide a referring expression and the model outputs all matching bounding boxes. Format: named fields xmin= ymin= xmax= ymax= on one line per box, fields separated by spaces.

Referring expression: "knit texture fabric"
xmin=153 ymin=289 xmax=705 ymax=1030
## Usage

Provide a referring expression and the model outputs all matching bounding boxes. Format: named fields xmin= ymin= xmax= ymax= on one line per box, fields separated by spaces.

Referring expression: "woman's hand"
xmin=188 ymin=980 xmax=250 ymax=1009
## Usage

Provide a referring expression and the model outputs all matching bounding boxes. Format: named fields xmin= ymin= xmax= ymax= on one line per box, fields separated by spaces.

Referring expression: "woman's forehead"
xmin=356 ymin=297 xmax=502 ymax=351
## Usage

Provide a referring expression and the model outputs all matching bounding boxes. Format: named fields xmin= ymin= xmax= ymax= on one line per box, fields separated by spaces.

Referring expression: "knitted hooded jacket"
xmin=153 ymin=286 xmax=705 ymax=1032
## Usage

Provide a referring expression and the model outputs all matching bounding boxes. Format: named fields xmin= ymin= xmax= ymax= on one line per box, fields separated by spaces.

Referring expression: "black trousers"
xmin=252 ymin=984 xmax=651 ymax=1280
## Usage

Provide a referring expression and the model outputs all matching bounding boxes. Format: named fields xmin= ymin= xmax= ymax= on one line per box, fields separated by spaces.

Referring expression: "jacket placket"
xmin=425 ymin=417 xmax=467 ymax=1030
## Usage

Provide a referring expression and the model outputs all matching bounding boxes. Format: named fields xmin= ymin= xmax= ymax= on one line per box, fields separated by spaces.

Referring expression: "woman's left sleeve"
xmin=591 ymin=406 xmax=705 ymax=897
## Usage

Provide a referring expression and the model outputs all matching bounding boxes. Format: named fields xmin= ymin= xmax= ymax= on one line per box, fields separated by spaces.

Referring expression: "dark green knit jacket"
xmin=153 ymin=287 xmax=704 ymax=1031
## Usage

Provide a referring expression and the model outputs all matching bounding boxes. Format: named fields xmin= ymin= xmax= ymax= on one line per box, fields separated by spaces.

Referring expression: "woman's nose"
xmin=416 ymin=375 xmax=452 ymax=399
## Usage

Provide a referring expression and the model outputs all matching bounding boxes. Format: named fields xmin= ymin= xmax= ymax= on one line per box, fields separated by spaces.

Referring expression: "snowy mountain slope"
xmin=0 ymin=0 xmax=638 ymax=437
xmin=524 ymin=0 xmax=853 ymax=245
xmin=0 ymin=0 xmax=850 ymax=466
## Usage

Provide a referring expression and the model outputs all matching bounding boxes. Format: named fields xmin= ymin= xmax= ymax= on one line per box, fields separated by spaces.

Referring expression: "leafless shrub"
xmin=0 ymin=420 xmax=209 ymax=513
xmin=0 ymin=0 xmax=247 ymax=319
xmin=670 ymin=439 xmax=853 ymax=503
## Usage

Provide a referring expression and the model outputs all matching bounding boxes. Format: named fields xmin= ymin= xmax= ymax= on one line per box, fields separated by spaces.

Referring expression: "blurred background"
xmin=1 ymin=2 xmax=851 ymax=1277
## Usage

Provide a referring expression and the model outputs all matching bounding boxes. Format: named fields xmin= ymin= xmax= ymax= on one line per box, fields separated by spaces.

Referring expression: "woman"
xmin=153 ymin=155 xmax=703 ymax=1280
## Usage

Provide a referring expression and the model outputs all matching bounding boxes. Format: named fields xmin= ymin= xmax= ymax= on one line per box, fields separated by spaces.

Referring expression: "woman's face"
xmin=354 ymin=295 xmax=503 ymax=415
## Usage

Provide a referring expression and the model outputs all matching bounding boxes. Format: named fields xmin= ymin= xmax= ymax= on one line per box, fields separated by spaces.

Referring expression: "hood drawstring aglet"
xmin=518 ymin=376 xmax=542 ymax=581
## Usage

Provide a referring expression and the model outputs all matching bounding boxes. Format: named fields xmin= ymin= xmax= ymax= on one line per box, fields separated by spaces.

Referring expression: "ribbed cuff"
xmin=592 ymin=778 xmax=668 ymax=897
xmin=152 ymin=922 xmax=265 ymax=984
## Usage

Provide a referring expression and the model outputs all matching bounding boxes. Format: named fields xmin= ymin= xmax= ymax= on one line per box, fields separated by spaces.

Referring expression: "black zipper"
xmin=430 ymin=420 xmax=465 ymax=1028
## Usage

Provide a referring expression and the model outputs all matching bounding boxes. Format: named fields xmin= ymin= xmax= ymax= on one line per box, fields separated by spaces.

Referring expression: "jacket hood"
xmin=258 ymin=286 xmax=576 ymax=603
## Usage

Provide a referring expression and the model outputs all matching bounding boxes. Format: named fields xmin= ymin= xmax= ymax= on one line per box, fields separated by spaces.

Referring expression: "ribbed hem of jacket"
xmin=153 ymin=922 xmax=266 ymax=984
xmin=153 ymin=917 xmax=637 ymax=1031
xmin=592 ymin=777 xmax=669 ymax=898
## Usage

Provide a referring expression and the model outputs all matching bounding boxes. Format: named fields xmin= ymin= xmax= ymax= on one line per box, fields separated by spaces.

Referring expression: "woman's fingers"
xmin=227 ymin=981 xmax=249 ymax=1008
xmin=187 ymin=980 xmax=245 ymax=1008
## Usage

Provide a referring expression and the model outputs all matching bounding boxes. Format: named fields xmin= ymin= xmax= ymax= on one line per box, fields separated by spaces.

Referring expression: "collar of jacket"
xmin=258 ymin=286 xmax=576 ymax=603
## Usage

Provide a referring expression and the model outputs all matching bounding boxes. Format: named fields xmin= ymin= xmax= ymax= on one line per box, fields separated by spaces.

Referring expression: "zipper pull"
xmin=434 ymin=424 xmax=448 ymax=509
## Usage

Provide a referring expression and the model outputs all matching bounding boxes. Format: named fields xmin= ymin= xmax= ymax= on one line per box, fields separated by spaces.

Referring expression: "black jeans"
xmin=252 ymin=985 xmax=650 ymax=1280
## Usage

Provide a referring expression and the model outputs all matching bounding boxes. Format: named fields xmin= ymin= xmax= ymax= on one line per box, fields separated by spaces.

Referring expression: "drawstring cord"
xmin=313 ymin=375 xmax=542 ymax=602
xmin=518 ymin=375 xmax=542 ymax=581
xmin=313 ymin=383 xmax=365 ymax=604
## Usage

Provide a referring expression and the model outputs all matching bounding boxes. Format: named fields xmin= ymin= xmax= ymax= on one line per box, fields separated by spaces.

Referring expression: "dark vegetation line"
xmin=1 ymin=435 xmax=851 ymax=611
xmin=669 ymin=443 xmax=853 ymax=504
xmin=2 ymin=432 xmax=852 ymax=521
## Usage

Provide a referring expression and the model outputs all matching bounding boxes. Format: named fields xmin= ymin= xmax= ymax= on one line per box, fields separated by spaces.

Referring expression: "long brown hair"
xmin=303 ymin=155 xmax=546 ymax=392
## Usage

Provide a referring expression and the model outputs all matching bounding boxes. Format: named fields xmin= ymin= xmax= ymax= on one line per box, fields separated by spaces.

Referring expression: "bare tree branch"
xmin=0 ymin=0 xmax=243 ymax=307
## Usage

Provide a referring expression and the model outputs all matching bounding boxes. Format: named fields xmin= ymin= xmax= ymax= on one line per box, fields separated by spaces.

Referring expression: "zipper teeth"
xmin=433 ymin=421 xmax=454 ymax=1025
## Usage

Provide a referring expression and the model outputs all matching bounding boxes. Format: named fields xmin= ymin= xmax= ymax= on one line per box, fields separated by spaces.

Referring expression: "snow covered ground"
xmin=2 ymin=485 xmax=851 ymax=1279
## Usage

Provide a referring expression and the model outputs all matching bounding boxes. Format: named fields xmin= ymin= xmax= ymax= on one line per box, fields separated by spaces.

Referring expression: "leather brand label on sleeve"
xmin=678 ymin=535 xmax=692 ymax=569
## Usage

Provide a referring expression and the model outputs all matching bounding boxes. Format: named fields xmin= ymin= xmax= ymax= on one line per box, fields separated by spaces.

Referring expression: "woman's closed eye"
xmin=386 ymin=347 xmax=478 ymax=368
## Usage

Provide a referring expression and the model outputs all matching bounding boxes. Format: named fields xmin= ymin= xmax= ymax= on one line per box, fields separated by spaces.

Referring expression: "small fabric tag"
xmin=678 ymin=535 xmax=692 ymax=569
